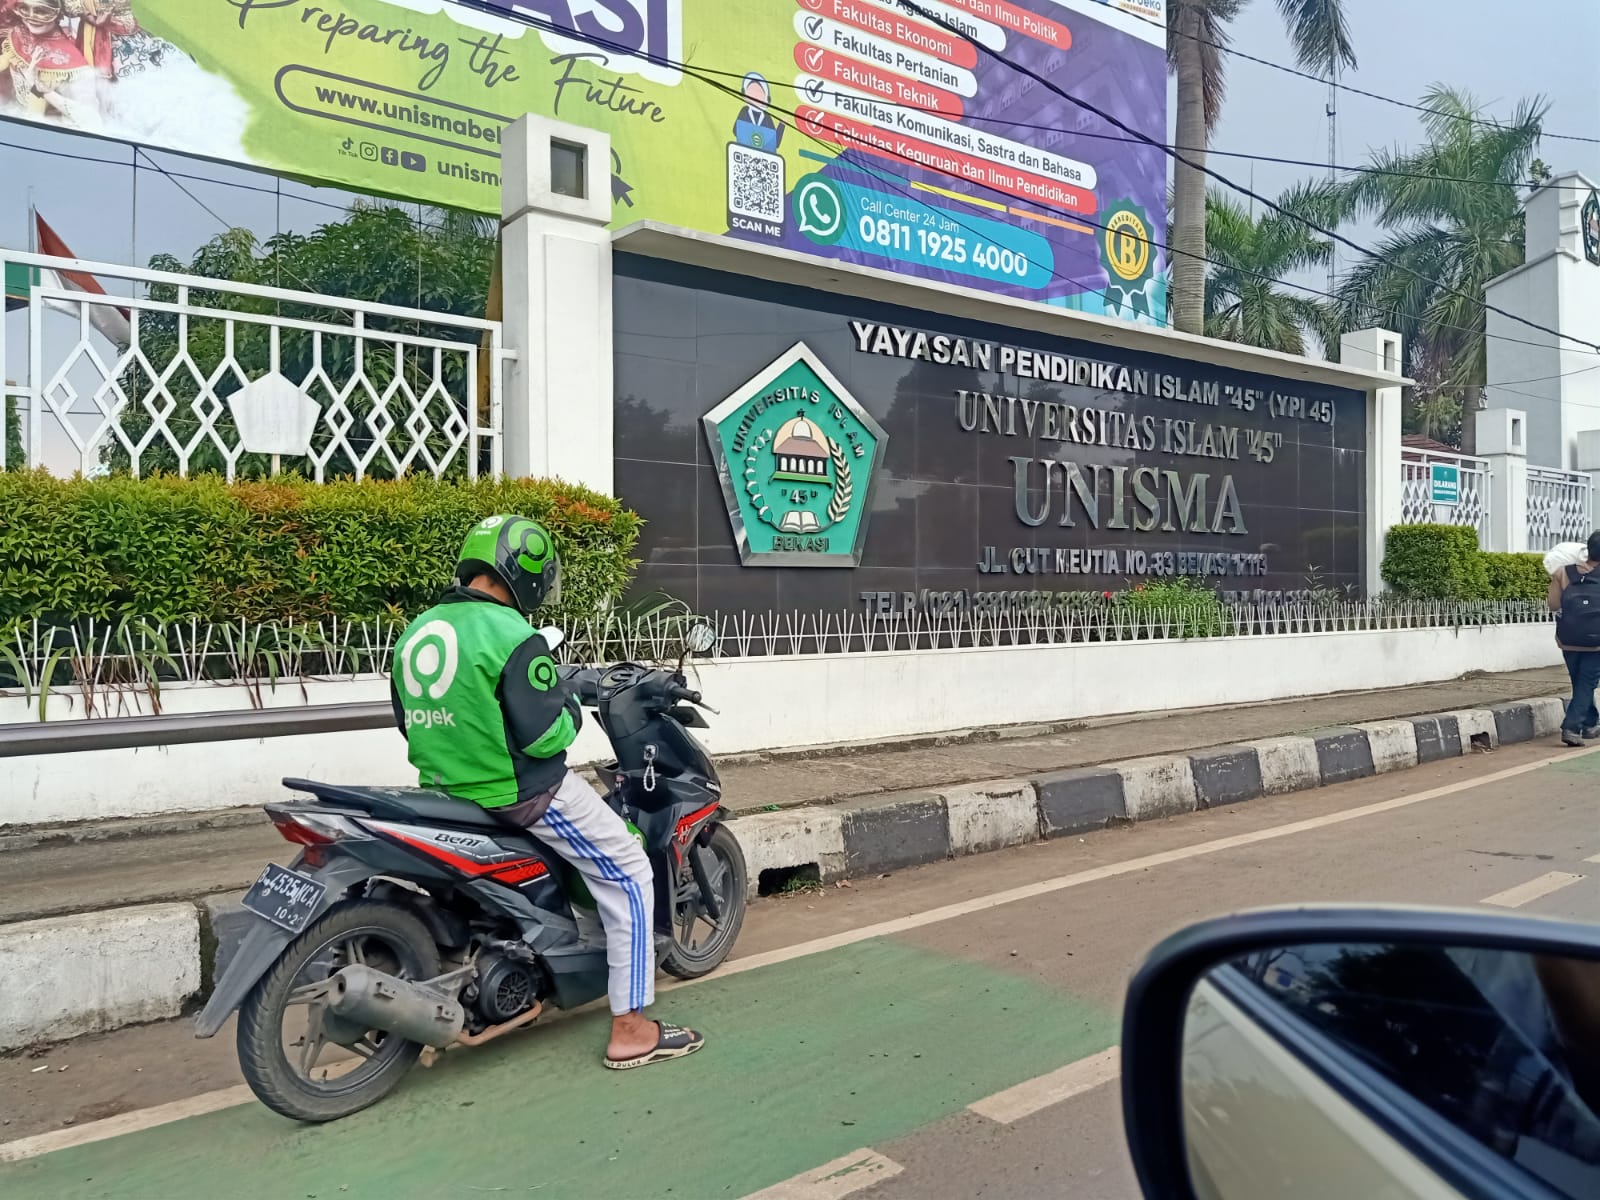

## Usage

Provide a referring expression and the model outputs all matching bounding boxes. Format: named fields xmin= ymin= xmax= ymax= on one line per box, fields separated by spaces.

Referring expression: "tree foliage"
xmin=1203 ymin=181 xmax=1343 ymax=355
xmin=1167 ymin=0 xmax=1356 ymax=336
xmin=1336 ymin=86 xmax=1546 ymax=391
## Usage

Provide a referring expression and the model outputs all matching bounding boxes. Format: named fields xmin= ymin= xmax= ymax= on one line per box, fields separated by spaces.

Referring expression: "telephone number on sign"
xmin=857 ymin=217 xmax=1031 ymax=280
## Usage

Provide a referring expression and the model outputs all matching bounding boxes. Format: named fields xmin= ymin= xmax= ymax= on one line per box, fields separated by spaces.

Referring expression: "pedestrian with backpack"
xmin=1549 ymin=530 xmax=1600 ymax=746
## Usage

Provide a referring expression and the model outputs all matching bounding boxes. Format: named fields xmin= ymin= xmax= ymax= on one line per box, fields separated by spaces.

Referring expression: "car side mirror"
xmin=1120 ymin=907 xmax=1600 ymax=1200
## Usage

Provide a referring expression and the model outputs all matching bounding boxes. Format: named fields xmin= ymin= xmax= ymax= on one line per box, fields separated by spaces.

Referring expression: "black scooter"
xmin=195 ymin=627 xmax=745 ymax=1123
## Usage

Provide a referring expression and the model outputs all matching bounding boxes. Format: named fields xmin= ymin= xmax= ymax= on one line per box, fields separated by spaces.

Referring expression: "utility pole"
xmin=1327 ymin=65 xmax=1338 ymax=293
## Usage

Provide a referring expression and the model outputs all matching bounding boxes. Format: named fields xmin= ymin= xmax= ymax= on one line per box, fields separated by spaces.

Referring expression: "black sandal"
xmin=604 ymin=1022 xmax=704 ymax=1070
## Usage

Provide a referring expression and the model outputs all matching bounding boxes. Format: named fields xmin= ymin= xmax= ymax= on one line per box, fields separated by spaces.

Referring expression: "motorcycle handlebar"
xmin=557 ymin=665 xmax=602 ymax=705
xmin=557 ymin=664 xmax=700 ymax=707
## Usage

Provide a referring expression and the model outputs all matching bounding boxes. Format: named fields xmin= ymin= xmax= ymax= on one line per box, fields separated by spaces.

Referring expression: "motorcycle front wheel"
xmin=236 ymin=900 xmax=440 ymax=1123
xmin=661 ymin=824 xmax=748 ymax=979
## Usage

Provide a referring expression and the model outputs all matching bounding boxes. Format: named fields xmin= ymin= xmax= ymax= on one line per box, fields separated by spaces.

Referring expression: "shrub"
xmin=1380 ymin=524 xmax=1489 ymax=599
xmin=1118 ymin=577 xmax=1229 ymax=638
xmin=1481 ymin=552 xmax=1550 ymax=602
xmin=0 ymin=471 xmax=641 ymax=629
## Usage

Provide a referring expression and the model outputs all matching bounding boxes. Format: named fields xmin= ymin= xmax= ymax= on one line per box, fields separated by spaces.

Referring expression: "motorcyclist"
xmin=390 ymin=513 xmax=704 ymax=1070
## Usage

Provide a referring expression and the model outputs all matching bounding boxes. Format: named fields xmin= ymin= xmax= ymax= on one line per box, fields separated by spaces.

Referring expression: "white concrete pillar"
xmin=500 ymin=114 xmax=614 ymax=494
xmin=1344 ymin=328 xmax=1404 ymax=595
xmin=1577 ymin=429 xmax=1600 ymax=532
xmin=1477 ymin=407 xmax=1528 ymax=552
xmin=1484 ymin=172 xmax=1600 ymax=470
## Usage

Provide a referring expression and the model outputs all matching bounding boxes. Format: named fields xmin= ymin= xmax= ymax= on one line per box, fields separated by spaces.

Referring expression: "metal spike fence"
xmin=702 ymin=600 xmax=1550 ymax=657
xmin=0 ymin=600 xmax=1551 ymax=718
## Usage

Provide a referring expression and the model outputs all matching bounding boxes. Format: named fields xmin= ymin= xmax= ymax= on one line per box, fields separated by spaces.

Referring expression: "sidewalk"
xmin=0 ymin=666 xmax=1567 ymax=926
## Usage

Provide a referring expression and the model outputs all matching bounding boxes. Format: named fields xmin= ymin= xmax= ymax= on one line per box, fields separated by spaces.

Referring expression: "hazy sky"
xmin=1210 ymin=0 xmax=1598 ymax=197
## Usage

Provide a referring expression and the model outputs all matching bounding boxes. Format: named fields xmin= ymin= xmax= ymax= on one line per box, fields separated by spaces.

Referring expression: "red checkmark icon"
xmin=803 ymin=47 xmax=825 ymax=70
xmin=798 ymin=0 xmax=825 ymax=10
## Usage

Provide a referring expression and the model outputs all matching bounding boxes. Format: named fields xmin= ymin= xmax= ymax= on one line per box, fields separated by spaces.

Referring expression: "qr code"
xmin=727 ymin=144 xmax=785 ymax=223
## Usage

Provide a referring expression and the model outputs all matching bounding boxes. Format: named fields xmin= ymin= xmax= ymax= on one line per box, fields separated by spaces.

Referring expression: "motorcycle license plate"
xmin=241 ymin=864 xmax=327 ymax=934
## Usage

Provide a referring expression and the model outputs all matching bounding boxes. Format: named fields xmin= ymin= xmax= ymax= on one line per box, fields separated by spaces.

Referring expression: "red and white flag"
xmin=31 ymin=211 xmax=132 ymax=348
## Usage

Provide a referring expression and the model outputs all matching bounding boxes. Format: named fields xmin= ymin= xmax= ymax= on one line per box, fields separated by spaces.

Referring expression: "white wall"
xmin=0 ymin=622 xmax=1560 ymax=828
xmin=1485 ymin=174 xmax=1600 ymax=470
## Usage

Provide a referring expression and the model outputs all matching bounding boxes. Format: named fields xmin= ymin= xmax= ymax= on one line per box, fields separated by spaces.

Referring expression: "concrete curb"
xmin=0 ymin=693 xmax=1578 ymax=1052
xmin=0 ymin=904 xmax=200 ymax=1051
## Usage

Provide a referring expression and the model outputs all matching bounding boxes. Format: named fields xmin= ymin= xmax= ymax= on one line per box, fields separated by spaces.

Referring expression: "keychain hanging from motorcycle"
xmin=642 ymin=744 xmax=658 ymax=793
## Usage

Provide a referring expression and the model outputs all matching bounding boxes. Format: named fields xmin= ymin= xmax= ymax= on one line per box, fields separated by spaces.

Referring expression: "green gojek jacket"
xmin=389 ymin=587 xmax=580 ymax=808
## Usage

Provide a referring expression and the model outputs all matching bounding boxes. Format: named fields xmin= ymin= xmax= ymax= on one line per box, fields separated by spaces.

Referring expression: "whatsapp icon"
xmin=794 ymin=174 xmax=846 ymax=245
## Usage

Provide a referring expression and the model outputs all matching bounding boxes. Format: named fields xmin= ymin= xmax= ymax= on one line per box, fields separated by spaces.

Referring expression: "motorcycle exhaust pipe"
xmin=326 ymin=964 xmax=465 ymax=1049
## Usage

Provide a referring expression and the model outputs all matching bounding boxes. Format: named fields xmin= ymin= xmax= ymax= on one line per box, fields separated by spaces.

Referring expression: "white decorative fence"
xmin=0 ymin=602 xmax=1552 ymax=724
xmin=1400 ymin=448 xmax=1491 ymax=542
xmin=1526 ymin=466 xmax=1592 ymax=551
xmin=1 ymin=250 xmax=505 ymax=480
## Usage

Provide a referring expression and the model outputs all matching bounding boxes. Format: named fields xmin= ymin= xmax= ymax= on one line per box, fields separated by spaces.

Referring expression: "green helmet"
xmin=455 ymin=514 xmax=561 ymax=614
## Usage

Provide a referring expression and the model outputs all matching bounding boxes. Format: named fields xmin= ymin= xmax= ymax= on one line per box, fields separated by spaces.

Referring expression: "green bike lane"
xmin=0 ymin=937 xmax=1115 ymax=1199
xmin=5 ymin=740 xmax=1596 ymax=1199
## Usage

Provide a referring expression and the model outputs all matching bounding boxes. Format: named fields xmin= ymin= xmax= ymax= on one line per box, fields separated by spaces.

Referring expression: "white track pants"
xmin=529 ymin=772 xmax=656 ymax=1015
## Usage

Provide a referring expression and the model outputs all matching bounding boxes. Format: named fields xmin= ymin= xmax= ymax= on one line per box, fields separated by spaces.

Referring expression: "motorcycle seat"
xmin=281 ymin=778 xmax=514 ymax=830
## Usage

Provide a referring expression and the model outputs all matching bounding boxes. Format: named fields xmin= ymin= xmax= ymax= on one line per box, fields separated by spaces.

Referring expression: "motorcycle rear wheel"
xmin=661 ymin=824 xmax=748 ymax=979
xmin=236 ymin=900 xmax=440 ymax=1123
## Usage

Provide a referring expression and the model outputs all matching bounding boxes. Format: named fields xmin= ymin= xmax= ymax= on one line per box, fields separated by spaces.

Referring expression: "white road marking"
xmin=1585 ymin=852 xmax=1600 ymax=864
xmin=5 ymin=744 xmax=1586 ymax=1165
xmin=710 ymin=747 xmax=1597 ymax=982
xmin=0 ymin=1086 xmax=253 ymax=1164
xmin=741 ymin=1149 xmax=904 ymax=1199
xmin=1482 ymin=871 xmax=1587 ymax=909
xmin=967 ymin=1047 xmax=1120 ymax=1124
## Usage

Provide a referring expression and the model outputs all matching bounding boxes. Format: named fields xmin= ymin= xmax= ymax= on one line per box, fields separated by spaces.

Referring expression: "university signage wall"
xmin=1 ymin=0 xmax=1167 ymax=319
xmin=615 ymin=256 xmax=1368 ymax=617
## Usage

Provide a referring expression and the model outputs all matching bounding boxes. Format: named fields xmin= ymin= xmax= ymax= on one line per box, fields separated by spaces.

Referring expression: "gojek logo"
xmin=400 ymin=619 xmax=460 ymax=704
xmin=701 ymin=342 xmax=887 ymax=567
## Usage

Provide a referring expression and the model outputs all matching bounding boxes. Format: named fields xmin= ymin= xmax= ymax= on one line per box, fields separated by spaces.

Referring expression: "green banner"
xmin=132 ymin=0 xmax=752 ymax=223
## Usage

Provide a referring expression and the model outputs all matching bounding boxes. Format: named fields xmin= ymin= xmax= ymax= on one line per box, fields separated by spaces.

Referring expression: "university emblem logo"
xmin=701 ymin=342 xmax=886 ymax=567
xmin=1583 ymin=189 xmax=1600 ymax=267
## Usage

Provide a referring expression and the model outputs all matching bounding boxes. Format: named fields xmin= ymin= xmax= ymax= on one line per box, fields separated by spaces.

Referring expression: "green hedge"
xmin=0 ymin=471 xmax=642 ymax=628
xmin=1481 ymin=551 xmax=1549 ymax=602
xmin=1379 ymin=524 xmax=1490 ymax=599
xmin=1380 ymin=525 xmax=1551 ymax=602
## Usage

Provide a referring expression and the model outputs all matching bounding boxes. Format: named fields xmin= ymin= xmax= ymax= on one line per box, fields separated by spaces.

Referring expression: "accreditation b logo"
xmin=1102 ymin=201 xmax=1153 ymax=285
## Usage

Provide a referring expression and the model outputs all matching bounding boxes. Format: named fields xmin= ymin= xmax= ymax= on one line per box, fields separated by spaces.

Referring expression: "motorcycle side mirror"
xmin=683 ymin=622 xmax=716 ymax=657
xmin=537 ymin=626 xmax=564 ymax=652
xmin=1119 ymin=907 xmax=1600 ymax=1200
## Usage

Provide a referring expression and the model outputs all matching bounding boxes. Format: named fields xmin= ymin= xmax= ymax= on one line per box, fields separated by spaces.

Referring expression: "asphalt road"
xmin=2 ymin=738 xmax=1597 ymax=1198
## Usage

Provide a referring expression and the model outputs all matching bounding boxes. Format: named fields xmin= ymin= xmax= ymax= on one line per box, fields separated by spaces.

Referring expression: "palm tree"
xmin=1335 ymin=85 xmax=1547 ymax=397
xmin=1168 ymin=1 xmax=1356 ymax=336
xmin=1203 ymin=181 xmax=1341 ymax=355
xmin=426 ymin=206 xmax=497 ymax=242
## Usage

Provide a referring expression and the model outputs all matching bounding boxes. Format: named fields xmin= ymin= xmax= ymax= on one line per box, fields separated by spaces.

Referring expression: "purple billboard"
xmin=722 ymin=0 xmax=1168 ymax=325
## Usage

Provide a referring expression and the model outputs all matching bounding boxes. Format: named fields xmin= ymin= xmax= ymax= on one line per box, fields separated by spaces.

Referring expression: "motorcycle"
xmin=195 ymin=625 xmax=745 ymax=1123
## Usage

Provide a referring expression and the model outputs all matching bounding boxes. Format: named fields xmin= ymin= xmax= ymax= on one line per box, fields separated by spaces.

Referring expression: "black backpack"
xmin=1559 ymin=566 xmax=1600 ymax=647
